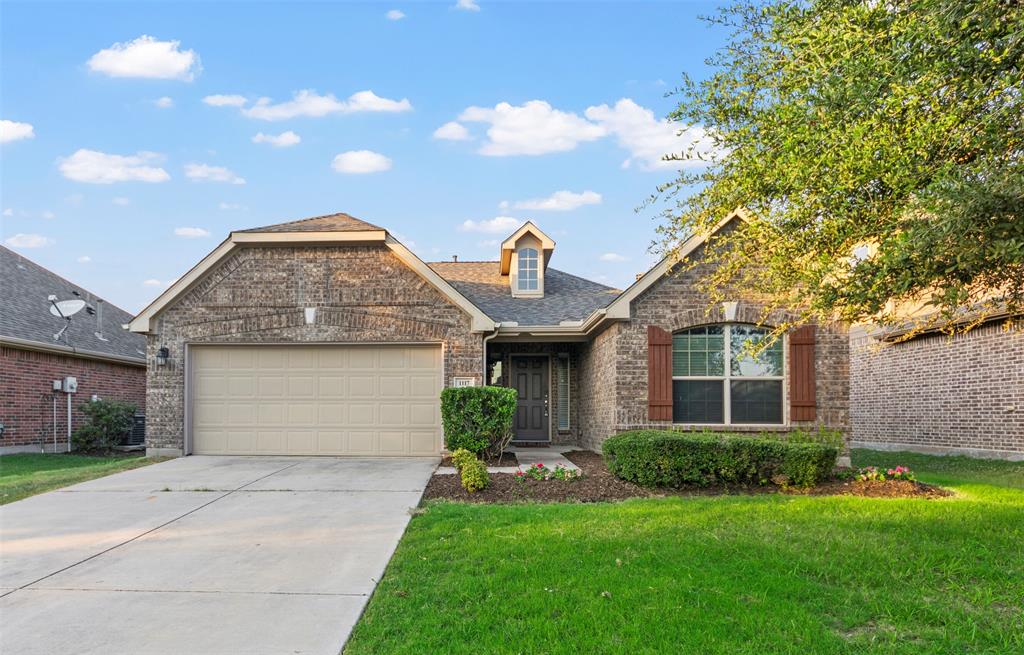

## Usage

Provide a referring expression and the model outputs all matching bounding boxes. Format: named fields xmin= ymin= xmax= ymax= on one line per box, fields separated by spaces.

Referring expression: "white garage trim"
xmin=188 ymin=343 xmax=444 ymax=454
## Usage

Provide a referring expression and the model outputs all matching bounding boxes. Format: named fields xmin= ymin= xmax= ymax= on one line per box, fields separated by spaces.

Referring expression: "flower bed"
xmin=423 ymin=452 xmax=949 ymax=504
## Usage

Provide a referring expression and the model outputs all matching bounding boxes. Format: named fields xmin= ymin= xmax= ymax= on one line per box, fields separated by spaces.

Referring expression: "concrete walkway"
xmin=435 ymin=445 xmax=581 ymax=475
xmin=0 ymin=455 xmax=437 ymax=655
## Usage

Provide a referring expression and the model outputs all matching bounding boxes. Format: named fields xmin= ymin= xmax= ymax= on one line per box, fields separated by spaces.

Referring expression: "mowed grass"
xmin=346 ymin=450 xmax=1024 ymax=655
xmin=0 ymin=453 xmax=156 ymax=504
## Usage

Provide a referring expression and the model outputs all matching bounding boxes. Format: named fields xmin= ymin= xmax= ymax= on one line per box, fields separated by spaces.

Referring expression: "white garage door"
xmin=190 ymin=345 xmax=443 ymax=456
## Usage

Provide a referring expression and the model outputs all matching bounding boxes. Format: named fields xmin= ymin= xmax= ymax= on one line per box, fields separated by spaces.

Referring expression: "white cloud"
xmin=585 ymin=98 xmax=720 ymax=170
xmin=252 ymin=131 xmax=301 ymax=147
xmin=41 ymin=211 xmax=56 ymax=220
xmin=386 ymin=9 xmax=406 ymax=20
xmin=112 ymin=197 xmax=130 ymax=206
xmin=2 ymin=208 xmax=12 ymax=216
xmin=174 ymin=226 xmax=210 ymax=238
xmin=59 ymin=149 xmax=170 ymax=184
xmin=454 ymin=0 xmax=480 ymax=11
xmin=154 ymin=96 xmax=174 ymax=109
xmin=87 ymin=35 xmax=200 ymax=81
xmin=511 ymin=190 xmax=602 ymax=212
xmin=331 ymin=150 xmax=392 ymax=174
xmin=77 ymin=255 xmax=92 ymax=263
xmin=240 ymin=89 xmax=412 ymax=121
xmin=218 ymin=202 xmax=244 ymax=210
xmin=5 ymin=233 xmax=54 ymax=248
xmin=477 ymin=239 xmax=500 ymax=248
xmin=458 ymin=101 xmax=605 ymax=156
xmin=203 ymin=94 xmax=247 ymax=107
xmin=1 ymin=119 xmax=35 ymax=143
xmin=599 ymin=252 xmax=628 ymax=262
xmin=459 ymin=216 xmax=522 ymax=234
xmin=184 ymin=163 xmax=245 ymax=185
xmin=433 ymin=121 xmax=470 ymax=141
xmin=143 ymin=278 xmax=162 ymax=287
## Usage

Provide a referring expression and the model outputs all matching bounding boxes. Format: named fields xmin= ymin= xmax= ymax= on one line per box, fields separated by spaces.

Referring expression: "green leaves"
xmin=659 ymin=0 xmax=1024 ymax=332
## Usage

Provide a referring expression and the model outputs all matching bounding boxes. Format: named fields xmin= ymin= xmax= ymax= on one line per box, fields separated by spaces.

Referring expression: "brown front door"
xmin=511 ymin=356 xmax=549 ymax=442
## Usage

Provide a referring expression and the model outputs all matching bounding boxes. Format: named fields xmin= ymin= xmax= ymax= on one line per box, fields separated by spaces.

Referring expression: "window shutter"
xmin=789 ymin=325 xmax=816 ymax=421
xmin=647 ymin=326 xmax=673 ymax=421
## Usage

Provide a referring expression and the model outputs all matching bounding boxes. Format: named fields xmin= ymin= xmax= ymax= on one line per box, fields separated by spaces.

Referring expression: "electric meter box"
xmin=63 ymin=377 xmax=78 ymax=393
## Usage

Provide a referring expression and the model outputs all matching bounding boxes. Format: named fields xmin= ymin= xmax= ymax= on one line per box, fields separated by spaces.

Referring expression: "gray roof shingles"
xmin=429 ymin=261 xmax=621 ymax=325
xmin=238 ymin=212 xmax=384 ymax=233
xmin=1 ymin=246 xmax=146 ymax=362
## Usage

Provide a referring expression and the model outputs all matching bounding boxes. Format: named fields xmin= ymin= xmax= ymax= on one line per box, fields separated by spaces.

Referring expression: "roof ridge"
xmin=239 ymin=211 xmax=384 ymax=233
xmin=0 ymin=244 xmax=136 ymax=318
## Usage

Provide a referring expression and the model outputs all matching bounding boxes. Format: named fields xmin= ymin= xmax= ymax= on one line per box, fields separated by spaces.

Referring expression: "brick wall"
xmin=850 ymin=320 xmax=1024 ymax=457
xmin=0 ymin=346 xmax=146 ymax=452
xmin=145 ymin=244 xmax=482 ymax=454
xmin=574 ymin=240 xmax=850 ymax=452
xmin=576 ymin=323 xmax=619 ymax=451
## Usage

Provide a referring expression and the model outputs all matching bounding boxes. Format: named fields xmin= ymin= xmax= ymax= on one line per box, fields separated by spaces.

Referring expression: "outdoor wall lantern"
xmin=156 ymin=347 xmax=170 ymax=366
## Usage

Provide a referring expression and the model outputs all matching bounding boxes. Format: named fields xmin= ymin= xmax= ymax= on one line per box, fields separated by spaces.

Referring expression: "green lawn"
xmin=0 ymin=453 xmax=157 ymax=504
xmin=346 ymin=449 xmax=1024 ymax=655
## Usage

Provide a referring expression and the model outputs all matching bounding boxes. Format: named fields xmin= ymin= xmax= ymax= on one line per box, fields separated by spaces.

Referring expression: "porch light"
xmin=156 ymin=347 xmax=169 ymax=366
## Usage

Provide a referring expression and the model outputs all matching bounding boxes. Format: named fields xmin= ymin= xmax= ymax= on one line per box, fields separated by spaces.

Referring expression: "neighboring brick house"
xmin=1 ymin=246 xmax=147 ymax=454
xmin=129 ymin=211 xmax=849 ymax=458
xmin=850 ymin=319 xmax=1024 ymax=459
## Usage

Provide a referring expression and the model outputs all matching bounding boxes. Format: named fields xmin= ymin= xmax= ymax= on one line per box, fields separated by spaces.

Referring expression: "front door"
xmin=511 ymin=356 xmax=549 ymax=441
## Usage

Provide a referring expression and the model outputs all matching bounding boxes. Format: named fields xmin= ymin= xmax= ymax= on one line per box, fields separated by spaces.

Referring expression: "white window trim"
xmin=670 ymin=324 xmax=787 ymax=426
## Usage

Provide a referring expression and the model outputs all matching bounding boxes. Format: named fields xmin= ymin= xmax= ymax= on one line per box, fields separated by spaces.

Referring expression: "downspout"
xmin=481 ymin=324 xmax=501 ymax=386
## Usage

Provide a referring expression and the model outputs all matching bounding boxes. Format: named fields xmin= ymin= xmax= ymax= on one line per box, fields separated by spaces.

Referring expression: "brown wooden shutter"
xmin=789 ymin=325 xmax=817 ymax=421
xmin=647 ymin=326 xmax=673 ymax=421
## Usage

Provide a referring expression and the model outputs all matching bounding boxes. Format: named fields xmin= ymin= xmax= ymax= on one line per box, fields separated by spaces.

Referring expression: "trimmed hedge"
xmin=441 ymin=386 xmax=517 ymax=456
xmin=602 ymin=430 xmax=838 ymax=488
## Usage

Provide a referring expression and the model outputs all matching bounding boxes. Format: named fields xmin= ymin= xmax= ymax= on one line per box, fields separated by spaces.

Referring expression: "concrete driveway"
xmin=0 ymin=455 xmax=437 ymax=655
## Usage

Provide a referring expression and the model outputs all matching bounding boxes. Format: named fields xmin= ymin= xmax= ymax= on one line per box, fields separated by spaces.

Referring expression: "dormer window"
xmin=499 ymin=221 xmax=555 ymax=298
xmin=517 ymin=248 xmax=539 ymax=291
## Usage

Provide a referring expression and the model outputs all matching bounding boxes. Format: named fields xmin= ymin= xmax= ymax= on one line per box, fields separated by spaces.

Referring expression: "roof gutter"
xmin=0 ymin=335 xmax=146 ymax=367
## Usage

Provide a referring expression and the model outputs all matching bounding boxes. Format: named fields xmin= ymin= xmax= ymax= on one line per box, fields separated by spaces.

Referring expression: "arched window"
xmin=517 ymin=247 xmax=539 ymax=291
xmin=672 ymin=324 xmax=784 ymax=424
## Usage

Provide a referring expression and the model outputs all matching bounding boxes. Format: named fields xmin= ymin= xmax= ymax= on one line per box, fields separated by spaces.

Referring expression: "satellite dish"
xmin=49 ymin=299 xmax=86 ymax=319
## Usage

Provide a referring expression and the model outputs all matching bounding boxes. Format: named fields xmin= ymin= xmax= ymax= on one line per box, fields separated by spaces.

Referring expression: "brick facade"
xmin=145 ymin=244 xmax=481 ymax=455
xmin=850 ymin=320 xmax=1024 ymax=458
xmin=0 ymin=346 xmax=146 ymax=453
xmin=575 ymin=243 xmax=850 ymax=453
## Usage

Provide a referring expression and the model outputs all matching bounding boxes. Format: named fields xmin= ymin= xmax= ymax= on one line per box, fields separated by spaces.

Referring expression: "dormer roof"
xmin=499 ymin=221 xmax=556 ymax=275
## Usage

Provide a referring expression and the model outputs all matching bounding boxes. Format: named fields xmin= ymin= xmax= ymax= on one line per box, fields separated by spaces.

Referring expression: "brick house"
xmin=1 ymin=246 xmax=147 ymax=454
xmin=851 ymin=319 xmax=1024 ymax=459
xmin=128 ymin=211 xmax=849 ymax=458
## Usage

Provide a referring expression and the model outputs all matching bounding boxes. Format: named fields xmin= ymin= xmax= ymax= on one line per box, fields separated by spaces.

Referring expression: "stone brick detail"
xmin=487 ymin=342 xmax=580 ymax=445
xmin=576 ymin=323 xmax=620 ymax=451
xmin=575 ymin=242 xmax=850 ymax=452
xmin=0 ymin=346 xmax=145 ymax=452
xmin=145 ymin=244 xmax=482 ymax=454
xmin=850 ymin=320 xmax=1024 ymax=457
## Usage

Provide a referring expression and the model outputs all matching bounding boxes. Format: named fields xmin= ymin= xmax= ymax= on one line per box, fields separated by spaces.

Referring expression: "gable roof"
xmin=429 ymin=261 xmax=620 ymax=325
xmin=499 ymin=221 xmax=556 ymax=274
xmin=238 ymin=212 xmax=384 ymax=233
xmin=0 ymin=246 xmax=146 ymax=364
xmin=128 ymin=213 xmax=495 ymax=333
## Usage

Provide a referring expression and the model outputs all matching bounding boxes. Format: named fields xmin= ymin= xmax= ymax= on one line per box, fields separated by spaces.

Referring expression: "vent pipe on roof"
xmin=452 ymin=255 xmax=458 ymax=262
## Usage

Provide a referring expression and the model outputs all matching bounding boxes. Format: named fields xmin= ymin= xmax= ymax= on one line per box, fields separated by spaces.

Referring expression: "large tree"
xmin=659 ymin=0 xmax=1023 ymax=336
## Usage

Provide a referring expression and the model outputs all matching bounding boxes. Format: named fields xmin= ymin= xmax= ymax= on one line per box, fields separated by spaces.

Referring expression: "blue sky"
xmin=1 ymin=0 xmax=724 ymax=313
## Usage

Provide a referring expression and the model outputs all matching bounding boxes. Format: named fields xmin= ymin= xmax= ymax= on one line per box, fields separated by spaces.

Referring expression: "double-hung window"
xmin=671 ymin=324 xmax=784 ymax=424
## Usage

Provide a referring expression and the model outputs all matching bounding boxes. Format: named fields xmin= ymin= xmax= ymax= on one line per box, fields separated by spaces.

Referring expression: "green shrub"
xmin=460 ymin=458 xmax=489 ymax=493
xmin=784 ymin=426 xmax=845 ymax=450
xmin=440 ymin=386 xmax=517 ymax=456
xmin=602 ymin=430 xmax=837 ymax=488
xmin=71 ymin=399 xmax=137 ymax=452
xmin=450 ymin=448 xmax=476 ymax=471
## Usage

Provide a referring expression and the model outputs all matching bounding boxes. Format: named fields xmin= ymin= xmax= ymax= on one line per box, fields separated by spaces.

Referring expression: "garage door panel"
xmin=192 ymin=345 xmax=442 ymax=456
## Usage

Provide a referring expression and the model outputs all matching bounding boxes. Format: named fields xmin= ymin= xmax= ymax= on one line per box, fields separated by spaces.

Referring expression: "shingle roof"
xmin=0 ymin=246 xmax=146 ymax=362
xmin=429 ymin=261 xmax=621 ymax=325
xmin=238 ymin=212 xmax=384 ymax=233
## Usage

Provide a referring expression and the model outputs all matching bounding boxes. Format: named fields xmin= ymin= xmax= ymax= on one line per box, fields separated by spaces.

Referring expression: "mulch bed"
xmin=422 ymin=450 xmax=950 ymax=504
